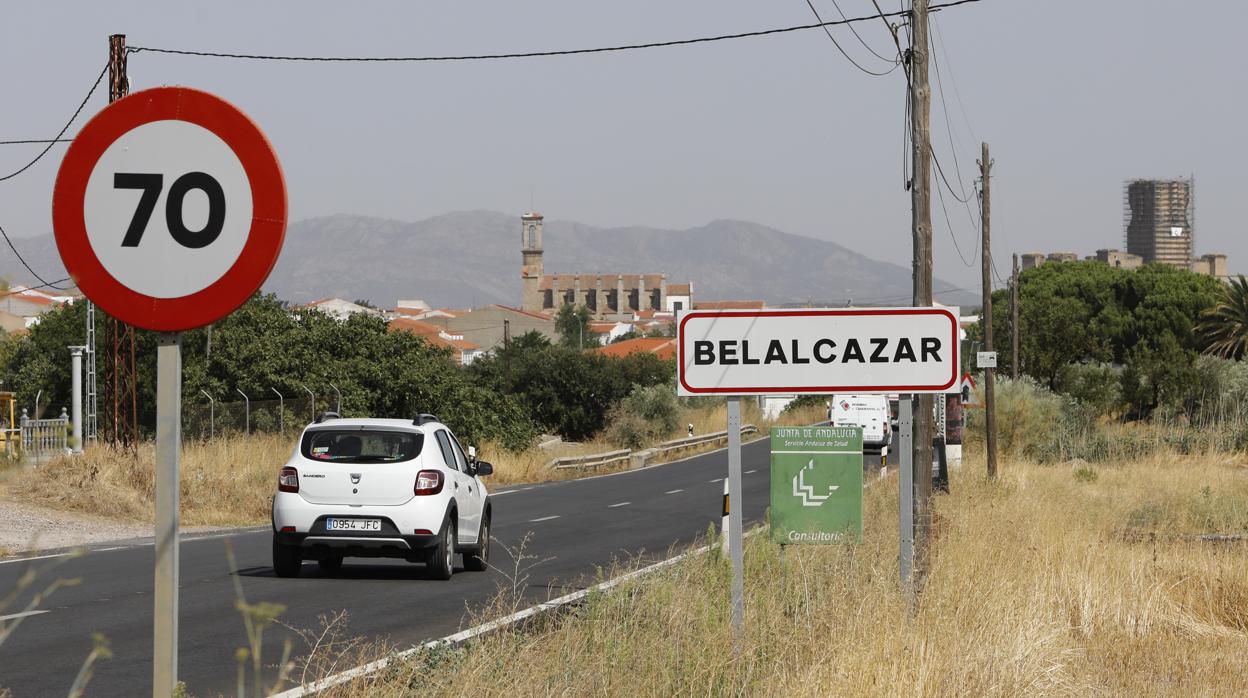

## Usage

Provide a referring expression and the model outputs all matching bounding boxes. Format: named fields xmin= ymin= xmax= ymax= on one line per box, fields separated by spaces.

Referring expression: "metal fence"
xmin=20 ymin=408 xmax=70 ymax=462
xmin=183 ymin=397 xmax=317 ymax=440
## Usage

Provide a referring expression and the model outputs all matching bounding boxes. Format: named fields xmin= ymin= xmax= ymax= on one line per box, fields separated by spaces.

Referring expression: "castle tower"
xmin=520 ymin=211 xmax=544 ymax=313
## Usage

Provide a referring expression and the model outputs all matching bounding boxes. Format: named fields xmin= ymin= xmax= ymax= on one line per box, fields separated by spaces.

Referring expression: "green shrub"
xmin=604 ymin=385 xmax=681 ymax=449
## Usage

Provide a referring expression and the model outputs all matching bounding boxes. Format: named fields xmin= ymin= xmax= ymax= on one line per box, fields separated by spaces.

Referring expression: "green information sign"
xmin=770 ymin=426 xmax=864 ymax=544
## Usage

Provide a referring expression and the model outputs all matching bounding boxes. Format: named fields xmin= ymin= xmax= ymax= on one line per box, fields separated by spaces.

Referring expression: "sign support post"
xmin=726 ymin=396 xmax=744 ymax=638
xmin=898 ymin=395 xmax=914 ymax=607
xmin=153 ymin=333 xmax=182 ymax=697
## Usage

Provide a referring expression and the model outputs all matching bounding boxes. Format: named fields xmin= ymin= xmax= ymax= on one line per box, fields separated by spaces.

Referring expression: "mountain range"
xmin=4 ymin=211 xmax=977 ymax=309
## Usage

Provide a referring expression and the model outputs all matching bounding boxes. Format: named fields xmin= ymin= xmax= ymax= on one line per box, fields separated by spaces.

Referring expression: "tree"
xmin=554 ymin=303 xmax=594 ymax=349
xmin=1197 ymin=275 xmax=1248 ymax=360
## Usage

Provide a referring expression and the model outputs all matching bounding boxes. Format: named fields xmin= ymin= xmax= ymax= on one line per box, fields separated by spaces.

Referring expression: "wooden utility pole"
xmin=1011 ymin=254 xmax=1020 ymax=379
xmin=979 ymin=143 xmax=996 ymax=479
xmin=1008 ymin=253 xmax=1018 ymax=379
xmin=910 ymin=0 xmax=935 ymax=591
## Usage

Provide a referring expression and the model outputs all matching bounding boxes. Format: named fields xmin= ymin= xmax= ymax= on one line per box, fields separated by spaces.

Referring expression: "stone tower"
xmin=520 ymin=211 xmax=544 ymax=313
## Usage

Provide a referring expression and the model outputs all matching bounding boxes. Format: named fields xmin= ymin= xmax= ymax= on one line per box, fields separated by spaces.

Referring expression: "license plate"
xmin=326 ymin=518 xmax=381 ymax=532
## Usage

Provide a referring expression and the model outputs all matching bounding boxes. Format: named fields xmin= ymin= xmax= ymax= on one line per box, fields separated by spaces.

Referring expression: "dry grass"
xmin=0 ymin=435 xmax=292 ymax=527
xmin=316 ymin=451 xmax=1248 ymax=697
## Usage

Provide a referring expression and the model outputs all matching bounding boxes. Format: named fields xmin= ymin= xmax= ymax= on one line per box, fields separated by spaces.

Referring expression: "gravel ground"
xmin=0 ymin=499 xmax=232 ymax=555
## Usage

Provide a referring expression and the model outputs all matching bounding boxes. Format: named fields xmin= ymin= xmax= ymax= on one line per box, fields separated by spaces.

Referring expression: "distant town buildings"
xmin=0 ymin=285 xmax=76 ymax=332
xmin=1124 ymin=178 xmax=1194 ymax=269
xmin=1019 ymin=177 xmax=1228 ymax=280
xmin=518 ymin=211 xmax=695 ymax=320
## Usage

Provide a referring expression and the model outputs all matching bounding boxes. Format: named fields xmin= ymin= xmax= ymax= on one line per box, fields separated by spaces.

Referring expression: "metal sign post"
xmin=726 ymin=396 xmax=745 ymax=636
xmin=153 ymin=334 xmax=182 ymax=695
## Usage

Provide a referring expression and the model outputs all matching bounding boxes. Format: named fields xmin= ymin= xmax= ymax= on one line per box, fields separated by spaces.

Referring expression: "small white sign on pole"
xmin=977 ymin=351 xmax=997 ymax=368
xmin=676 ymin=307 xmax=960 ymax=396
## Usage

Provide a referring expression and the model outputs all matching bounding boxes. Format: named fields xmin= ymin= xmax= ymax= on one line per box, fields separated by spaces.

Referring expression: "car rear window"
xmin=301 ymin=429 xmax=423 ymax=464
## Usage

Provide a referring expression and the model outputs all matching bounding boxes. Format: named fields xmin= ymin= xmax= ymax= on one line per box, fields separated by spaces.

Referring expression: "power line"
xmin=802 ymin=0 xmax=900 ymax=76
xmin=0 ymin=138 xmax=75 ymax=146
xmin=829 ymin=0 xmax=900 ymax=63
xmin=934 ymin=162 xmax=976 ymax=267
xmin=126 ymin=0 xmax=985 ymax=63
xmin=931 ymin=16 xmax=977 ymax=148
xmin=0 ymin=222 xmax=69 ymax=291
xmin=0 ymin=62 xmax=107 ymax=182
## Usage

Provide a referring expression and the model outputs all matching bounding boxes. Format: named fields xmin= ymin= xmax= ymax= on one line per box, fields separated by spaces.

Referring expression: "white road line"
xmin=709 ymin=478 xmax=723 ymax=483
xmin=0 ymin=610 xmax=49 ymax=621
xmin=0 ymin=553 xmax=70 ymax=566
xmin=745 ymin=469 xmax=757 ymax=474
xmin=664 ymin=489 xmax=684 ymax=494
xmin=93 ymin=546 xmax=124 ymax=552
xmin=608 ymin=502 xmax=631 ymax=508
xmin=528 ymin=515 xmax=560 ymax=523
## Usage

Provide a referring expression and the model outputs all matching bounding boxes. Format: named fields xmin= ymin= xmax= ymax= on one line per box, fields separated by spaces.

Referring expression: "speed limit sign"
xmin=53 ymin=86 xmax=286 ymax=331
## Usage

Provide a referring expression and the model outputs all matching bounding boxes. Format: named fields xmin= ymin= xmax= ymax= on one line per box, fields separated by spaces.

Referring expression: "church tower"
xmin=520 ymin=211 xmax=544 ymax=313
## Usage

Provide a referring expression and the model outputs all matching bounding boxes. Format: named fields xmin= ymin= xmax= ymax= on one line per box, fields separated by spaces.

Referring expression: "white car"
xmin=271 ymin=413 xmax=493 ymax=579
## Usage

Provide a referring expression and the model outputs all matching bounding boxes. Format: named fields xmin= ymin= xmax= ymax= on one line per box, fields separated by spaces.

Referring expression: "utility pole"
xmin=503 ymin=318 xmax=510 ymax=350
xmin=909 ymin=0 xmax=935 ymax=594
xmin=979 ymin=143 xmax=996 ymax=479
xmin=1011 ymin=253 xmax=1020 ymax=380
xmin=105 ymin=33 xmax=138 ymax=447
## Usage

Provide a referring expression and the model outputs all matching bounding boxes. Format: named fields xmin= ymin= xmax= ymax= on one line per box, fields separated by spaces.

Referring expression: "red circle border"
xmin=52 ymin=86 xmax=287 ymax=332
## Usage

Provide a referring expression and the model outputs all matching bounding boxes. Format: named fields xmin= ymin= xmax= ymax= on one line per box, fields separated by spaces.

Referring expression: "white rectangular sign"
xmin=977 ymin=351 xmax=997 ymax=368
xmin=677 ymin=307 xmax=960 ymax=396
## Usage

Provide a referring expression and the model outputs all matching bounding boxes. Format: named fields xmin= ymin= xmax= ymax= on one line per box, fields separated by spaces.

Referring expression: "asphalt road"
xmin=0 ymin=436 xmax=886 ymax=697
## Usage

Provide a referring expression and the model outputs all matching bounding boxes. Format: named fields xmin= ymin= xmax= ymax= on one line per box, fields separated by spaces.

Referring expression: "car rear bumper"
xmin=274 ymin=527 xmax=441 ymax=560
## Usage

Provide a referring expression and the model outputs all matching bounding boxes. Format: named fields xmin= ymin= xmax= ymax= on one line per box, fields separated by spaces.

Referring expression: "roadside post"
xmin=52 ymin=86 xmax=287 ymax=697
xmin=677 ymin=307 xmax=960 ymax=631
xmin=69 ymin=346 xmax=85 ymax=453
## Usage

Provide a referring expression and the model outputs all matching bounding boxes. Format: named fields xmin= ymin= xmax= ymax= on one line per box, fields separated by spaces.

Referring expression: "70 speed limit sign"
xmin=53 ymin=86 xmax=286 ymax=331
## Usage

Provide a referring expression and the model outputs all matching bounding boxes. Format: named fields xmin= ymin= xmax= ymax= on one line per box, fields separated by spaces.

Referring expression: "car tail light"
xmin=280 ymin=526 xmax=296 ymax=533
xmin=278 ymin=467 xmax=299 ymax=493
xmin=413 ymin=529 xmax=433 ymax=535
xmin=414 ymin=470 xmax=443 ymax=496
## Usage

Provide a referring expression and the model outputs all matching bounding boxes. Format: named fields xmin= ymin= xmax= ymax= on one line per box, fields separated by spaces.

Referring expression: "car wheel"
xmin=463 ymin=513 xmax=490 ymax=572
xmin=427 ymin=517 xmax=455 ymax=580
xmin=273 ymin=538 xmax=302 ymax=578
xmin=317 ymin=555 xmax=344 ymax=574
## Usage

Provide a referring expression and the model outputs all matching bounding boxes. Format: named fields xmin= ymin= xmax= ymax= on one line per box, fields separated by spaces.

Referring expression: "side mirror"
xmin=475 ymin=461 xmax=493 ymax=476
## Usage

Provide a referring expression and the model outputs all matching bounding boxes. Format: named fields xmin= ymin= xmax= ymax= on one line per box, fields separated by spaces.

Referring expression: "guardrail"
xmin=653 ymin=424 xmax=758 ymax=457
xmin=549 ymin=448 xmax=632 ymax=471
xmin=548 ymin=425 xmax=758 ymax=470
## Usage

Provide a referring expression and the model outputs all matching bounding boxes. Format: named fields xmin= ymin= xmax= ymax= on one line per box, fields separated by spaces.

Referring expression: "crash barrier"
xmin=548 ymin=425 xmax=758 ymax=470
xmin=20 ymin=408 xmax=70 ymax=462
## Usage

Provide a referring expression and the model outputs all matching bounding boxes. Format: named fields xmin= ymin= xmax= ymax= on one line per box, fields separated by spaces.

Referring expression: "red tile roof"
xmin=387 ymin=317 xmax=443 ymax=337
xmin=597 ymin=337 xmax=676 ymax=361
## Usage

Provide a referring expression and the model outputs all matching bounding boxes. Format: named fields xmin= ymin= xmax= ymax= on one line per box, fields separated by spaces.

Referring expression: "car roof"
xmin=303 ymin=418 xmax=440 ymax=432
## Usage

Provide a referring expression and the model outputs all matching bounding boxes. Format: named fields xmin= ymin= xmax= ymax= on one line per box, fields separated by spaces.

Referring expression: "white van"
xmin=830 ymin=394 xmax=891 ymax=452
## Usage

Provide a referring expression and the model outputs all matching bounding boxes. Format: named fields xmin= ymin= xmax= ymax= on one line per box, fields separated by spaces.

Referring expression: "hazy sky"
xmin=1 ymin=1 xmax=1242 ymax=293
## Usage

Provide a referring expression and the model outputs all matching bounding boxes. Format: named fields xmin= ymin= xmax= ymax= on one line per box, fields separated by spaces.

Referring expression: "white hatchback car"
xmin=271 ymin=413 xmax=493 ymax=579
